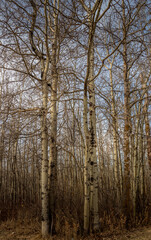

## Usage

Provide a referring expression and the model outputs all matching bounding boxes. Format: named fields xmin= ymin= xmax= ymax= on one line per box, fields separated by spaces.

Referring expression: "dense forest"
xmin=0 ymin=0 xmax=151 ymax=238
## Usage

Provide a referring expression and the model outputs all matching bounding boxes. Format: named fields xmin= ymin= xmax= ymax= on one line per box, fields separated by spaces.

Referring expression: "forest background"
xmin=0 ymin=0 xmax=151 ymax=238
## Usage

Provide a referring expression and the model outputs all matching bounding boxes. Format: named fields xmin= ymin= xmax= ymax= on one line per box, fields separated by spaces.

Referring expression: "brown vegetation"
xmin=0 ymin=205 xmax=151 ymax=239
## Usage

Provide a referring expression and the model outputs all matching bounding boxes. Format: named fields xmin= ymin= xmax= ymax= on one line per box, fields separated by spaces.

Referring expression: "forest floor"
xmin=0 ymin=219 xmax=151 ymax=240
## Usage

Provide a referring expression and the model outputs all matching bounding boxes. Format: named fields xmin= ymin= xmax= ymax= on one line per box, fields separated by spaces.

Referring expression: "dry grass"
xmin=0 ymin=217 xmax=151 ymax=240
xmin=0 ymin=206 xmax=151 ymax=240
xmin=1 ymin=219 xmax=151 ymax=240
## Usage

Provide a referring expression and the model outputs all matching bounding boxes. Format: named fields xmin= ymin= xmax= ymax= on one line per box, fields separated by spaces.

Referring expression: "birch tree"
xmin=48 ymin=0 xmax=59 ymax=234
xmin=29 ymin=0 xmax=50 ymax=235
xmin=79 ymin=0 xmax=112 ymax=233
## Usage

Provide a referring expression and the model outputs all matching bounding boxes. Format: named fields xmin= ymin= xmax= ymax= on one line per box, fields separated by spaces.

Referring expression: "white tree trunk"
xmin=88 ymin=43 xmax=99 ymax=232
xmin=48 ymin=2 xmax=59 ymax=233
xmin=41 ymin=76 xmax=49 ymax=236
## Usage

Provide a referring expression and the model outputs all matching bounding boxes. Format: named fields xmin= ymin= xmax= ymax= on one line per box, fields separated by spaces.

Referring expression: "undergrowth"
xmin=0 ymin=204 xmax=151 ymax=240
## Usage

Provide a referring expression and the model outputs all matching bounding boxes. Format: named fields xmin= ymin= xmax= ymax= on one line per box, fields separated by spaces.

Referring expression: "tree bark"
xmin=41 ymin=65 xmax=49 ymax=236
xmin=48 ymin=1 xmax=59 ymax=234
xmin=122 ymin=0 xmax=131 ymax=227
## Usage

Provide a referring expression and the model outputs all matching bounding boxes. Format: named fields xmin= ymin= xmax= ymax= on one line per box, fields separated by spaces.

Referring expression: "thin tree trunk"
xmin=29 ymin=0 xmax=50 ymax=235
xmin=109 ymin=61 xmax=121 ymax=199
xmin=122 ymin=0 xmax=131 ymax=227
xmin=88 ymin=42 xmax=99 ymax=232
xmin=41 ymin=71 xmax=49 ymax=235
xmin=143 ymin=79 xmax=151 ymax=171
xmin=0 ymin=125 xmax=4 ymax=203
xmin=48 ymin=1 xmax=59 ymax=233
xmin=83 ymin=80 xmax=90 ymax=234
